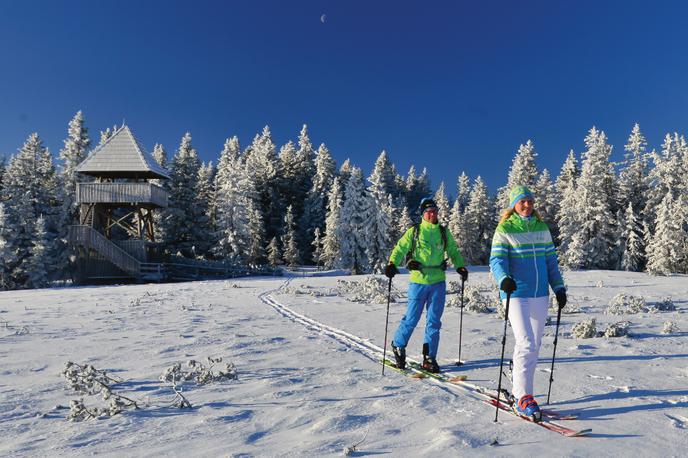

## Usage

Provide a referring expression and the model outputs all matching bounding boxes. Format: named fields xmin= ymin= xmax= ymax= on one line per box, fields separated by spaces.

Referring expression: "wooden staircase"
xmin=69 ymin=225 xmax=164 ymax=281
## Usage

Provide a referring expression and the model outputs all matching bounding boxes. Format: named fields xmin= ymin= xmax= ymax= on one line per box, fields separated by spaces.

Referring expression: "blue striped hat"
xmin=509 ymin=185 xmax=534 ymax=208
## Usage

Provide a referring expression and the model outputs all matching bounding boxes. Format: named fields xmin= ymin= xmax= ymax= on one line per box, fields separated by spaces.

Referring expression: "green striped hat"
xmin=509 ymin=185 xmax=534 ymax=208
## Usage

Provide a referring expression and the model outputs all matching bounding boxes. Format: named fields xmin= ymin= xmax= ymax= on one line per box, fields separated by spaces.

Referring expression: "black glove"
xmin=384 ymin=263 xmax=398 ymax=279
xmin=407 ymin=260 xmax=421 ymax=271
xmin=456 ymin=266 xmax=468 ymax=282
xmin=555 ymin=289 xmax=567 ymax=309
xmin=500 ymin=277 xmax=517 ymax=294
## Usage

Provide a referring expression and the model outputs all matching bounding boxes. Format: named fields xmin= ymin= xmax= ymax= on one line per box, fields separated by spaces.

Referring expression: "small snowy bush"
xmin=662 ymin=321 xmax=679 ymax=334
xmin=336 ymin=276 xmax=397 ymax=303
xmin=606 ymin=294 xmax=647 ymax=315
xmin=62 ymin=362 xmax=139 ymax=421
xmin=283 ymin=284 xmax=334 ymax=297
xmin=159 ymin=357 xmax=238 ymax=386
xmin=572 ymin=318 xmax=597 ymax=339
xmin=446 ymin=285 xmax=491 ymax=313
xmin=647 ymin=297 xmax=676 ymax=313
xmin=603 ymin=321 xmax=631 ymax=338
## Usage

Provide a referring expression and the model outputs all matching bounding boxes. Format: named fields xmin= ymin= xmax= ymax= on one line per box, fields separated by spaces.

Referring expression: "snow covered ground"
xmin=1 ymin=268 xmax=687 ymax=457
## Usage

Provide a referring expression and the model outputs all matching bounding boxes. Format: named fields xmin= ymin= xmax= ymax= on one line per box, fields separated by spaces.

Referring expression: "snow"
xmin=1 ymin=268 xmax=687 ymax=456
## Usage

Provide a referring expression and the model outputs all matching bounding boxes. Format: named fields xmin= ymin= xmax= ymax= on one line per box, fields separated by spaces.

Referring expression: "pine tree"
xmin=0 ymin=203 xmax=17 ymax=290
xmin=267 ymin=236 xmax=281 ymax=267
xmin=339 ymin=168 xmax=370 ymax=274
xmin=25 ymin=215 xmax=49 ymax=289
xmin=164 ymin=133 xmax=205 ymax=257
xmin=455 ymin=172 xmax=471 ymax=214
xmin=367 ymin=194 xmax=395 ymax=274
xmin=247 ymin=198 xmax=266 ymax=265
xmin=194 ymin=161 xmax=216 ymax=256
xmin=434 ymin=181 xmax=450 ymax=223
xmin=281 ymin=205 xmax=300 ymax=267
xmin=534 ymin=169 xmax=556 ymax=226
xmin=496 ymin=140 xmax=539 ymax=211
xmin=462 ymin=176 xmax=494 ymax=264
xmin=338 ymin=159 xmax=353 ymax=187
xmin=214 ymin=137 xmax=255 ymax=263
xmin=448 ymin=197 xmax=467 ymax=256
xmin=299 ymin=143 xmax=336 ymax=261
xmin=619 ymin=201 xmax=644 ymax=271
xmin=245 ymin=126 xmax=282 ymax=240
xmin=555 ymin=150 xmax=579 ymax=261
xmin=619 ymin=123 xmax=648 ymax=214
xmin=396 ymin=204 xmax=413 ymax=243
xmin=3 ymin=133 xmax=60 ymax=287
xmin=55 ymin=111 xmax=91 ymax=279
xmin=311 ymin=227 xmax=324 ymax=268
xmin=565 ymin=127 xmax=617 ymax=269
xmin=98 ymin=124 xmax=118 ymax=146
xmin=321 ymin=177 xmax=344 ymax=269
xmin=645 ymin=192 xmax=679 ymax=275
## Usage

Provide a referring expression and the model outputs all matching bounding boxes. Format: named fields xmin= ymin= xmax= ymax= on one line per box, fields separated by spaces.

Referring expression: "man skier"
xmin=384 ymin=197 xmax=468 ymax=373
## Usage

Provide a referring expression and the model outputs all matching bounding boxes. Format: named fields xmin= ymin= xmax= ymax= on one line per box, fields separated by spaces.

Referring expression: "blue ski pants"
xmin=392 ymin=281 xmax=446 ymax=358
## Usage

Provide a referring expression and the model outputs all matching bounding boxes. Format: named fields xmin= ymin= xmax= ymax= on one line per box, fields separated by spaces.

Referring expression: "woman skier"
xmin=489 ymin=185 xmax=567 ymax=421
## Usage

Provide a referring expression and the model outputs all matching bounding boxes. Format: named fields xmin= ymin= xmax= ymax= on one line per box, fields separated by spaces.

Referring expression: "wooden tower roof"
xmin=76 ymin=125 xmax=170 ymax=179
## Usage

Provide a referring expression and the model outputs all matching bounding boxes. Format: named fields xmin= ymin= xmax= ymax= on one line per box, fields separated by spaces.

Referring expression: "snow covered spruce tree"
xmin=194 ymin=161 xmax=216 ymax=257
xmin=266 ymin=236 xmax=281 ymax=267
xmin=25 ymin=215 xmax=49 ymax=289
xmin=434 ymin=181 xmax=450 ymax=223
xmin=338 ymin=168 xmax=370 ymax=274
xmin=164 ymin=133 xmax=207 ymax=258
xmin=0 ymin=203 xmax=17 ymax=290
xmin=281 ymin=205 xmax=300 ymax=267
xmin=244 ymin=126 xmax=282 ymax=241
xmin=366 ymin=152 xmax=396 ymax=273
xmin=3 ymin=133 xmax=60 ymax=288
xmin=151 ymin=143 xmax=169 ymax=242
xmin=299 ymin=143 xmax=336 ymax=262
xmin=462 ymin=176 xmax=494 ymax=264
xmin=338 ymin=159 xmax=353 ymax=187
xmin=534 ymin=169 xmax=557 ymax=232
xmin=405 ymin=166 xmax=431 ymax=219
xmin=496 ymin=139 xmax=539 ymax=212
xmin=554 ymin=150 xmax=580 ymax=263
xmin=56 ymin=111 xmax=91 ymax=278
xmin=619 ymin=201 xmax=644 ymax=271
xmin=566 ymin=127 xmax=618 ymax=269
xmin=213 ymin=137 xmax=256 ymax=263
xmin=395 ymin=203 xmax=413 ymax=243
xmin=455 ymin=172 xmax=471 ymax=214
xmin=320 ymin=177 xmax=344 ymax=269
xmin=645 ymin=192 xmax=681 ymax=275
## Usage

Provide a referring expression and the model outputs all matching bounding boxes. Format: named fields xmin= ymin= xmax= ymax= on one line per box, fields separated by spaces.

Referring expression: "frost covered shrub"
xmin=606 ymin=294 xmax=647 ymax=315
xmin=647 ymin=297 xmax=676 ymax=313
xmin=62 ymin=362 xmax=139 ymax=421
xmin=548 ymin=294 xmax=581 ymax=314
xmin=159 ymin=357 xmax=238 ymax=386
xmin=662 ymin=321 xmax=679 ymax=334
xmin=336 ymin=276 xmax=397 ymax=303
xmin=604 ymin=321 xmax=631 ymax=338
xmin=283 ymin=284 xmax=334 ymax=297
xmin=572 ymin=318 xmax=597 ymax=338
xmin=446 ymin=286 xmax=491 ymax=313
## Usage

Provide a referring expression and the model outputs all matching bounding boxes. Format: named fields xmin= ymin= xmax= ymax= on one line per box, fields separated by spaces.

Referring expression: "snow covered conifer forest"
xmin=1 ymin=113 xmax=688 ymax=290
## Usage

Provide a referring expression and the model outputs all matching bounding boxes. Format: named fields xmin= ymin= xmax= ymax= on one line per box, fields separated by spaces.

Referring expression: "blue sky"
xmin=1 ymin=0 xmax=687 ymax=193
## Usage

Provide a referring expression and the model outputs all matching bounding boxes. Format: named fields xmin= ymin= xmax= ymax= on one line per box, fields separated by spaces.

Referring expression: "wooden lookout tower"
xmin=69 ymin=125 xmax=170 ymax=283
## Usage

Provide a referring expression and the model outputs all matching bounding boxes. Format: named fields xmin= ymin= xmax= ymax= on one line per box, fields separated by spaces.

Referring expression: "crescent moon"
xmin=321 ymin=14 xmax=326 ymax=23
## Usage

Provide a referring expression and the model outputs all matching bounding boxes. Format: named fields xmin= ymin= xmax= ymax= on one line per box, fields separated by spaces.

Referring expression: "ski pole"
xmin=381 ymin=276 xmax=392 ymax=375
xmin=494 ymin=291 xmax=512 ymax=422
xmin=546 ymin=301 xmax=563 ymax=404
xmin=455 ymin=277 xmax=466 ymax=366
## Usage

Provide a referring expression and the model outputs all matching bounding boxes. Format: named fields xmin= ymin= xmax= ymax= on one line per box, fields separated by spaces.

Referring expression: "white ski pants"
xmin=505 ymin=295 xmax=549 ymax=401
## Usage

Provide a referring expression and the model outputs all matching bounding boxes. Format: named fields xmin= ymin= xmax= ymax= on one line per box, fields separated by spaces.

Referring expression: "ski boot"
xmin=421 ymin=343 xmax=440 ymax=373
xmin=515 ymin=394 xmax=542 ymax=422
xmin=391 ymin=344 xmax=406 ymax=370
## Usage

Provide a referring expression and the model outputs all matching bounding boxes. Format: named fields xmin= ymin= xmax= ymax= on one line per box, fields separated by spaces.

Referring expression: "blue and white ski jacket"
xmin=489 ymin=213 xmax=565 ymax=300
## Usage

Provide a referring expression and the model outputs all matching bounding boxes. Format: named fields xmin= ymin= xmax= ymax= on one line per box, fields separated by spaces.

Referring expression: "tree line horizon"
xmin=1 ymin=112 xmax=686 ymax=290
